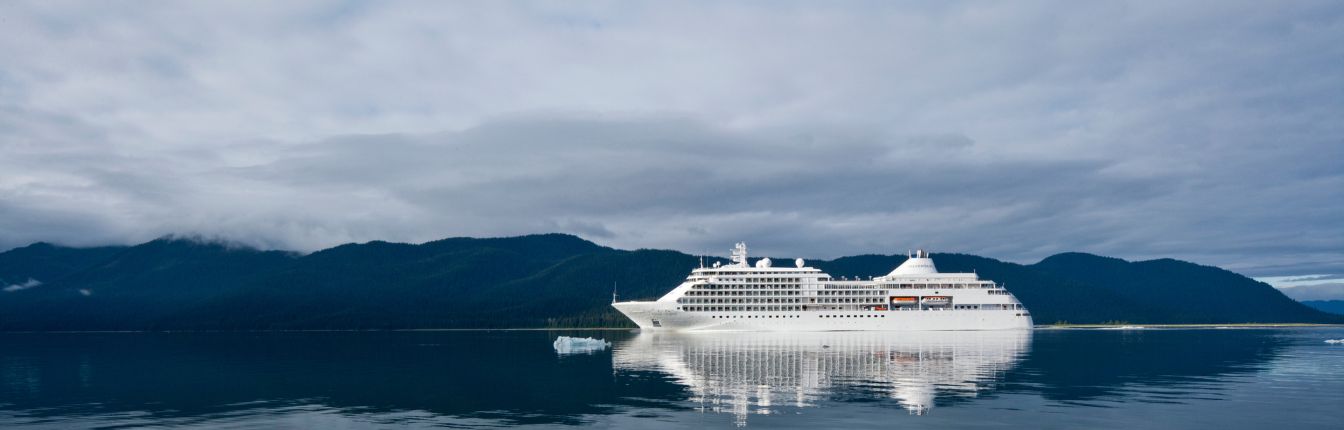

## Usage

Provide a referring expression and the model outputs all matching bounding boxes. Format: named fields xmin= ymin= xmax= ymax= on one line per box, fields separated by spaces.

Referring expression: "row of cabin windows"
xmin=875 ymin=306 xmax=1019 ymax=311
xmin=818 ymin=284 xmax=995 ymax=290
xmin=881 ymin=283 xmax=996 ymax=289
xmin=698 ymin=272 xmax=813 ymax=276
xmin=816 ymin=298 xmax=883 ymax=304
xmin=679 ymin=304 xmax=1025 ymax=312
xmin=817 ymin=290 xmax=885 ymax=296
xmin=685 ymin=306 xmax=804 ymax=312
xmin=685 ymin=290 xmax=802 ymax=296
xmin=703 ymin=315 xmax=887 ymax=319
xmin=706 ymin=277 xmax=806 ymax=283
xmin=679 ymin=298 xmax=802 ymax=304
xmin=693 ymin=283 xmax=1001 ymax=291
xmin=940 ymin=304 xmax=1025 ymax=310
xmin=694 ymin=283 xmax=801 ymax=290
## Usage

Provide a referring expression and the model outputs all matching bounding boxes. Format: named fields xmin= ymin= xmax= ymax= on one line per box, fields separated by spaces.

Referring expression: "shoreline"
xmin=3 ymin=324 xmax=1342 ymax=334
xmin=0 ymin=327 xmax=642 ymax=334
xmin=1038 ymin=323 xmax=1344 ymax=329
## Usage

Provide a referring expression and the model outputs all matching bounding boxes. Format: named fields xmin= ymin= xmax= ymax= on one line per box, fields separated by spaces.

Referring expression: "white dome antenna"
xmin=795 ymin=258 xmax=805 ymax=268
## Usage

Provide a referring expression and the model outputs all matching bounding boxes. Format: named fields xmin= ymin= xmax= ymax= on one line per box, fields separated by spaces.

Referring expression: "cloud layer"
xmin=1257 ymin=275 xmax=1344 ymax=301
xmin=1 ymin=1 xmax=1341 ymax=283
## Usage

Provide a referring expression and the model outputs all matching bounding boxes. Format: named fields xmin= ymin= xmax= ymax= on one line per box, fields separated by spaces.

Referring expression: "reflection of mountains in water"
xmin=613 ymin=331 xmax=1031 ymax=422
xmin=0 ymin=330 xmax=1295 ymax=427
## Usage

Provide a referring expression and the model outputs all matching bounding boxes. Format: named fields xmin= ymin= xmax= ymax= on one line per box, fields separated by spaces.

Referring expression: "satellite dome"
xmin=795 ymin=258 xmax=805 ymax=268
xmin=755 ymin=257 xmax=772 ymax=268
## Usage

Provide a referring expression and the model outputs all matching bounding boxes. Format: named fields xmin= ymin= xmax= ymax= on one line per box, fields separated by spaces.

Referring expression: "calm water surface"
xmin=2 ymin=328 xmax=1342 ymax=429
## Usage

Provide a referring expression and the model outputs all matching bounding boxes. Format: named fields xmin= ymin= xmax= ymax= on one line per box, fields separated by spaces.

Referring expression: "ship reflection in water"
xmin=612 ymin=330 xmax=1030 ymax=425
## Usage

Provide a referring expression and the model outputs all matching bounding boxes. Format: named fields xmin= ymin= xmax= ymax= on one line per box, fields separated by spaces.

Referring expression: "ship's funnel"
xmin=885 ymin=249 xmax=938 ymax=277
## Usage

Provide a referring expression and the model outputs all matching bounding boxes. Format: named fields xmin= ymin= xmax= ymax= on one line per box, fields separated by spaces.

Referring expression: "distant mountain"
xmin=0 ymin=234 xmax=1338 ymax=330
xmin=1302 ymin=300 xmax=1344 ymax=315
xmin=1029 ymin=252 xmax=1335 ymax=324
xmin=0 ymin=242 xmax=124 ymax=288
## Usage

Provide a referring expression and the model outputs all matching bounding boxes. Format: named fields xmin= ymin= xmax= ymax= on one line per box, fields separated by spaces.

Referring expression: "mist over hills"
xmin=0 ymin=234 xmax=1337 ymax=331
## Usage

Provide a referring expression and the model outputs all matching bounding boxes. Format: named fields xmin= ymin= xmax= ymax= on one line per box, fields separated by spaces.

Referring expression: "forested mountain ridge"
xmin=1303 ymin=300 xmax=1344 ymax=315
xmin=1 ymin=234 xmax=1337 ymax=330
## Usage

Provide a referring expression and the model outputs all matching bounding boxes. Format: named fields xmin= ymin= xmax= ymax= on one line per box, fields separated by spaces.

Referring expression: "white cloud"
xmin=1258 ymin=274 xmax=1344 ymax=288
xmin=1269 ymin=282 xmax=1344 ymax=301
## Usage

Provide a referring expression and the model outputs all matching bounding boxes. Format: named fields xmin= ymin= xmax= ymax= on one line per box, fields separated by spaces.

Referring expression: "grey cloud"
xmin=545 ymin=219 xmax=617 ymax=240
xmin=0 ymin=1 xmax=1340 ymax=279
xmin=4 ymin=114 xmax=1325 ymax=273
xmin=1275 ymin=283 xmax=1344 ymax=301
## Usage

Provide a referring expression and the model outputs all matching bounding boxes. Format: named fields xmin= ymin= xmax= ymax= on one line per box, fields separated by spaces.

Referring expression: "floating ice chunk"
xmin=1326 ymin=339 xmax=1344 ymax=344
xmin=553 ymin=336 xmax=611 ymax=355
xmin=2 ymin=278 xmax=41 ymax=292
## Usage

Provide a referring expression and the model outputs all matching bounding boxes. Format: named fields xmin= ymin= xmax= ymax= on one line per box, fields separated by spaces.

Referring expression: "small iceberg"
xmin=553 ymin=336 xmax=611 ymax=355
xmin=1326 ymin=339 xmax=1344 ymax=345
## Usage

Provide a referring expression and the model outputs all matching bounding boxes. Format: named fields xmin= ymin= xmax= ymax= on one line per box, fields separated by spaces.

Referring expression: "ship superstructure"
xmin=612 ymin=243 xmax=1032 ymax=331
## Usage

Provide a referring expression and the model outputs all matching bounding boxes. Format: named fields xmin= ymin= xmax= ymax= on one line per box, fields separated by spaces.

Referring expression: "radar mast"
xmin=730 ymin=242 xmax=749 ymax=268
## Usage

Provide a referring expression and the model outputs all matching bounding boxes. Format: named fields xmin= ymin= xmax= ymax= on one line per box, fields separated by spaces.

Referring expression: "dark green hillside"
xmin=0 ymin=242 xmax=125 ymax=288
xmin=1031 ymin=253 xmax=1339 ymax=324
xmin=156 ymin=236 xmax=690 ymax=330
xmin=0 ymin=234 xmax=1337 ymax=330
xmin=1 ymin=238 xmax=296 ymax=330
xmin=154 ymin=234 xmax=619 ymax=330
xmin=1303 ymin=300 xmax=1344 ymax=315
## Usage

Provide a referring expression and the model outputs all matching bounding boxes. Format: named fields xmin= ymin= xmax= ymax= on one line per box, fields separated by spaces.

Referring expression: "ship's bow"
xmin=612 ymin=301 xmax=680 ymax=329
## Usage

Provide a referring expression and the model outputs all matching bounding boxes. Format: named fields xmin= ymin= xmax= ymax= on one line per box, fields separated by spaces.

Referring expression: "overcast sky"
xmin=1 ymin=1 xmax=1341 ymax=295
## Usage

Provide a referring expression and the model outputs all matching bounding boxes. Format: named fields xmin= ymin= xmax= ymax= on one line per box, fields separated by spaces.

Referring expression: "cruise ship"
xmin=612 ymin=243 xmax=1032 ymax=331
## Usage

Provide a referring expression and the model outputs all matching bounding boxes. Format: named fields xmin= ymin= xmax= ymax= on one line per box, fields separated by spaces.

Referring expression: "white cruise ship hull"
xmin=612 ymin=245 xmax=1034 ymax=332
xmin=613 ymin=301 xmax=1033 ymax=331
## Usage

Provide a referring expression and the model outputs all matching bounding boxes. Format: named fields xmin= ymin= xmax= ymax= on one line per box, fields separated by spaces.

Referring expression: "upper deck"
xmin=681 ymin=245 xmax=994 ymax=289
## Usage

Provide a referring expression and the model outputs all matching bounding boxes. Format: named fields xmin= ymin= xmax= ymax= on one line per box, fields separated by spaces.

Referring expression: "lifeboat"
xmin=889 ymin=296 xmax=918 ymax=307
xmin=920 ymin=296 xmax=951 ymax=306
